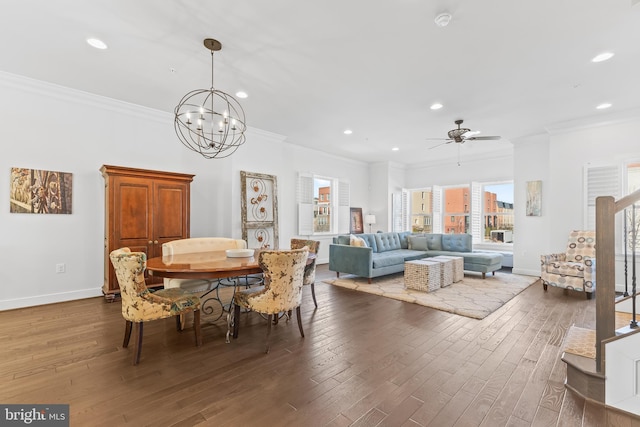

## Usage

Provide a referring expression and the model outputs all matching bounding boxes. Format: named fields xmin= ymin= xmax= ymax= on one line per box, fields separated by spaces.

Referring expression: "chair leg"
xmin=233 ymin=303 xmax=240 ymax=339
xmin=482 ymin=272 xmax=486 ymax=279
xmin=296 ymin=306 xmax=305 ymax=338
xmin=176 ymin=315 xmax=182 ymax=331
xmin=543 ymin=283 xmax=548 ymax=291
xmin=133 ymin=322 xmax=143 ymax=365
xmin=193 ymin=309 xmax=202 ymax=346
xmin=311 ymin=282 xmax=318 ymax=308
xmin=123 ymin=320 xmax=133 ymax=348
xmin=265 ymin=314 xmax=273 ymax=353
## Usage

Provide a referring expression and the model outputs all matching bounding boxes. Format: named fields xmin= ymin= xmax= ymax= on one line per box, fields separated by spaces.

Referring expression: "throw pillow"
xmin=408 ymin=235 xmax=429 ymax=251
xmin=350 ymin=234 xmax=367 ymax=247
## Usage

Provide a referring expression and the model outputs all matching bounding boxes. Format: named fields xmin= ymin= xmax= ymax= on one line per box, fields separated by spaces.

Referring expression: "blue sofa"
xmin=329 ymin=232 xmax=503 ymax=283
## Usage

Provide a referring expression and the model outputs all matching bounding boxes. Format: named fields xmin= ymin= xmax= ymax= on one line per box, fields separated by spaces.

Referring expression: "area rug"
xmin=324 ymin=272 xmax=539 ymax=319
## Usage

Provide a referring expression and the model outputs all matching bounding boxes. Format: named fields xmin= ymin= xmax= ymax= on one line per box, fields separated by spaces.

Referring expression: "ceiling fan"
xmin=428 ymin=119 xmax=501 ymax=149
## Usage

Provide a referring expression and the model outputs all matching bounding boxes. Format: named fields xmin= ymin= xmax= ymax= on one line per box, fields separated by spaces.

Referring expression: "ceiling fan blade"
xmin=466 ymin=136 xmax=501 ymax=141
xmin=425 ymin=137 xmax=451 ymax=141
xmin=428 ymin=141 xmax=453 ymax=149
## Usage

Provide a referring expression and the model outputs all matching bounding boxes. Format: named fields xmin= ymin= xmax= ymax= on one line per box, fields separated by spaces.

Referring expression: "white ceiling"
xmin=2 ymin=0 xmax=639 ymax=166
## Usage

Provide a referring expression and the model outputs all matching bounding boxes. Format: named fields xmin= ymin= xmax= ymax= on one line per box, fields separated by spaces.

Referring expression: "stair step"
xmin=563 ymin=326 xmax=596 ymax=359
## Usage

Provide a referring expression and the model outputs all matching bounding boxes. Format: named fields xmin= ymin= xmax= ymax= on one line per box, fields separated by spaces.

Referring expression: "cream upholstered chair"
xmin=290 ymin=238 xmax=320 ymax=308
xmin=162 ymin=237 xmax=247 ymax=292
xmin=541 ymin=230 xmax=596 ymax=299
xmin=109 ymin=248 xmax=202 ymax=365
xmin=232 ymin=248 xmax=308 ymax=353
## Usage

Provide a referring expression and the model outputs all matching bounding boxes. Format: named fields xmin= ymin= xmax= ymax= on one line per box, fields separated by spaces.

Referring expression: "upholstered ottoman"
xmin=404 ymin=260 xmax=442 ymax=292
xmin=429 ymin=256 xmax=455 ymax=287
xmin=430 ymin=255 xmax=463 ymax=282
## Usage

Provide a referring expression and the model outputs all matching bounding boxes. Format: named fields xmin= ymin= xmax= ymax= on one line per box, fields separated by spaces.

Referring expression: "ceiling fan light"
xmin=430 ymin=103 xmax=443 ymax=110
xmin=434 ymin=13 xmax=452 ymax=27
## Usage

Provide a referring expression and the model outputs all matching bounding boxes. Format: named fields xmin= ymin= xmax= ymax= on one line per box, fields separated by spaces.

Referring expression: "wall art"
xmin=526 ymin=180 xmax=542 ymax=216
xmin=10 ymin=167 xmax=73 ymax=214
xmin=241 ymin=171 xmax=279 ymax=249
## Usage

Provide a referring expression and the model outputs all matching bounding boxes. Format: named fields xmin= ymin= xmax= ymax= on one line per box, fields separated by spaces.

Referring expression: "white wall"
xmin=0 ymin=73 xmax=369 ymax=310
xmin=512 ymin=134 xmax=551 ymax=275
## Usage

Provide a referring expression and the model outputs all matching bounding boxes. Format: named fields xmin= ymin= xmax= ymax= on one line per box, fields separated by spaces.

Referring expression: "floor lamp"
xmin=364 ymin=214 xmax=376 ymax=233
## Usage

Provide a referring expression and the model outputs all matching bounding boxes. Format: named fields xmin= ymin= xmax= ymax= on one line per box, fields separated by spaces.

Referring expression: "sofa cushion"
xmin=408 ymin=235 xmax=429 ymax=251
xmin=350 ymin=234 xmax=367 ymax=247
xmin=361 ymin=234 xmax=378 ymax=251
xmin=372 ymin=251 xmax=406 ymax=268
xmin=442 ymin=234 xmax=472 ymax=252
xmin=336 ymin=235 xmax=351 ymax=245
xmin=397 ymin=231 xmax=412 ymax=249
xmin=424 ymin=234 xmax=443 ymax=251
xmin=374 ymin=232 xmax=402 ymax=253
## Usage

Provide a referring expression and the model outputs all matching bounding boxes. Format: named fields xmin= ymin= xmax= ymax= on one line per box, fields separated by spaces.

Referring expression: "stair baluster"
xmin=632 ymin=204 xmax=638 ymax=328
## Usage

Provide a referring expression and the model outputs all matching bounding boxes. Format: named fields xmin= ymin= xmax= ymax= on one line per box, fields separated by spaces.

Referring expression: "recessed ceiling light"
xmin=596 ymin=103 xmax=612 ymax=110
xmin=392 ymin=147 xmax=399 ymax=151
xmin=591 ymin=52 xmax=614 ymax=63
xmin=344 ymin=129 xmax=353 ymax=135
xmin=235 ymin=91 xmax=248 ymax=99
xmin=430 ymin=103 xmax=443 ymax=110
xmin=86 ymin=38 xmax=108 ymax=50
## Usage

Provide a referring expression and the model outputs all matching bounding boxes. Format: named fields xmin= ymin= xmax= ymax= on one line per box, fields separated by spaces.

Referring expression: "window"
xmin=444 ymin=186 xmax=469 ymax=234
xmin=406 ymin=181 xmax=513 ymax=245
xmin=625 ymin=162 xmax=640 ymax=250
xmin=410 ymin=189 xmax=433 ymax=232
xmin=483 ymin=183 xmax=514 ymax=244
xmin=297 ymin=173 xmax=350 ymax=235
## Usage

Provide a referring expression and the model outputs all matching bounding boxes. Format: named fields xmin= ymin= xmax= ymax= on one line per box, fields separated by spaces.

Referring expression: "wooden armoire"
xmin=101 ymin=165 xmax=194 ymax=299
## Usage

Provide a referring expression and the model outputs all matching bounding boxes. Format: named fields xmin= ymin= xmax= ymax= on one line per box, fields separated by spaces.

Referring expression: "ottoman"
xmin=430 ymin=255 xmax=463 ymax=282
xmin=404 ymin=260 xmax=442 ymax=292
xmin=429 ymin=256 xmax=455 ymax=287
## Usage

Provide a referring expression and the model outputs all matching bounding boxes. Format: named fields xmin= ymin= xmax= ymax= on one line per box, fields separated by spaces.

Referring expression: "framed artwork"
xmin=10 ymin=167 xmax=73 ymax=214
xmin=241 ymin=171 xmax=279 ymax=249
xmin=350 ymin=207 xmax=364 ymax=234
xmin=526 ymin=180 xmax=542 ymax=216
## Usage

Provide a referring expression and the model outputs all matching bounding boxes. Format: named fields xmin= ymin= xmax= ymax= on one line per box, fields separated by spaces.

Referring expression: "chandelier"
xmin=174 ymin=38 xmax=247 ymax=159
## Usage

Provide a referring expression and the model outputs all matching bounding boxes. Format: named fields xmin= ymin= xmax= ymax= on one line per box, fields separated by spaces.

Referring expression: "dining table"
xmin=146 ymin=248 xmax=316 ymax=342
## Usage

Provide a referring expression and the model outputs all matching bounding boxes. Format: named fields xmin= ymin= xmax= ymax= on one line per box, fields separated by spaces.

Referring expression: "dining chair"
xmin=109 ymin=247 xmax=202 ymax=365
xmin=290 ymin=238 xmax=321 ymax=308
xmin=231 ymin=248 xmax=308 ymax=353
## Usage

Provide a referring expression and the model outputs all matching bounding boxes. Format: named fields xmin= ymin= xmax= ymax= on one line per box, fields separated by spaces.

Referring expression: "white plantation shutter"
xmin=338 ymin=180 xmax=350 ymax=234
xmin=432 ymin=185 xmax=443 ymax=233
xmin=471 ymin=181 xmax=482 ymax=243
xmin=401 ymin=190 xmax=409 ymax=231
xmin=584 ymin=165 xmax=620 ymax=229
xmin=297 ymin=173 xmax=314 ymax=235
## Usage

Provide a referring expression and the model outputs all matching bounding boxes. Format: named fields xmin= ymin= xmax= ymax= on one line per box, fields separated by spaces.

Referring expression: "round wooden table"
xmin=146 ymin=249 xmax=264 ymax=280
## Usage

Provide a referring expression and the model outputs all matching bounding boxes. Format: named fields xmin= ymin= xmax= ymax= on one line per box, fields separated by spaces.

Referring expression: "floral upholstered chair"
xmin=290 ymin=238 xmax=320 ymax=308
xmin=540 ymin=230 xmax=596 ymax=299
xmin=109 ymin=248 xmax=202 ymax=365
xmin=231 ymin=248 xmax=308 ymax=353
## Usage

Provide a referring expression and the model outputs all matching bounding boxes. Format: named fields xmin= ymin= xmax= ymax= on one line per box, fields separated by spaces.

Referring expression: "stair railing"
xmin=595 ymin=190 xmax=640 ymax=372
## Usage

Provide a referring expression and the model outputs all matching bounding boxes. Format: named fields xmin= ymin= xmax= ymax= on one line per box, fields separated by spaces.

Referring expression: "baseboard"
xmin=0 ymin=288 xmax=103 ymax=311
xmin=511 ymin=267 xmax=540 ymax=277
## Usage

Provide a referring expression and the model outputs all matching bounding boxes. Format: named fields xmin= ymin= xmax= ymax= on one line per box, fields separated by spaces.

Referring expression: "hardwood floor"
xmin=1 ymin=266 xmax=637 ymax=426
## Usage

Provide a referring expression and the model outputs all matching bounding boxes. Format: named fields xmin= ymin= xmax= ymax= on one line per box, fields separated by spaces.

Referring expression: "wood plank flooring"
xmin=1 ymin=266 xmax=638 ymax=426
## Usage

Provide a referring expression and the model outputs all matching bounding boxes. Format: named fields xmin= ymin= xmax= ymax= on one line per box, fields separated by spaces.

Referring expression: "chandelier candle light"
xmin=174 ymin=38 xmax=247 ymax=159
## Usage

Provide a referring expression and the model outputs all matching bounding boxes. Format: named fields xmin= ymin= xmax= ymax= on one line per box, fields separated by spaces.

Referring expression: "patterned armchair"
xmin=231 ymin=248 xmax=308 ymax=353
xmin=290 ymin=238 xmax=320 ymax=307
xmin=109 ymin=248 xmax=202 ymax=365
xmin=540 ymin=230 xmax=596 ymax=299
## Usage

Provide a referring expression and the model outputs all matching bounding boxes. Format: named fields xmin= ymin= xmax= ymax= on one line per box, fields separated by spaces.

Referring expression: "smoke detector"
xmin=435 ymin=12 xmax=452 ymax=27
